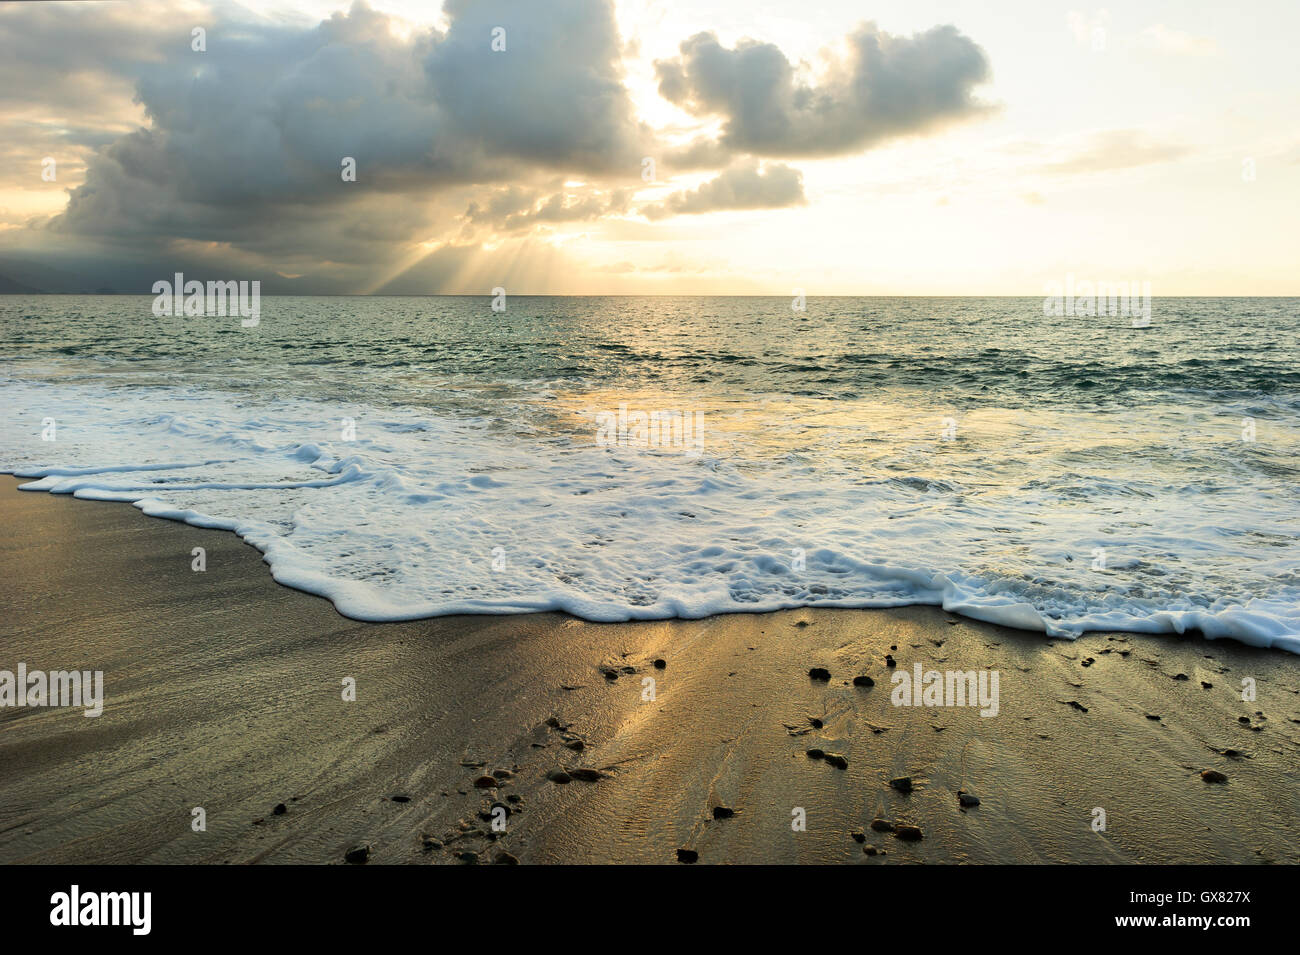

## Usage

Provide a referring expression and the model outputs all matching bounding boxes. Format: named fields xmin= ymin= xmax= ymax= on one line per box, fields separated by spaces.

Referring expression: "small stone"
xmin=712 ymin=806 xmax=736 ymax=819
xmin=653 ymin=658 xmax=667 ymax=669
xmin=455 ymin=850 xmax=480 ymax=864
xmin=958 ymin=791 xmax=980 ymax=807
xmin=564 ymin=739 xmax=585 ymax=750
xmin=864 ymin=846 xmax=882 ymax=856
xmin=676 ymin=847 xmax=699 ymax=864
xmin=1201 ymin=681 xmax=1213 ymax=689
xmin=1173 ymin=673 xmax=1189 ymax=681
xmin=884 ymin=655 xmax=896 ymax=668
xmin=890 ymin=776 xmax=913 ymax=794
xmin=567 ymin=768 xmax=604 ymax=782
xmin=389 ymin=795 xmax=410 ymax=803
xmin=852 ymin=675 xmax=875 ymax=687
xmin=422 ymin=838 xmax=442 ymax=851
xmin=547 ymin=770 xmax=572 ymax=784
xmin=808 ymin=667 xmax=832 ymax=681
xmin=473 ymin=775 xmax=497 ymax=789
xmin=894 ymin=824 xmax=924 ymax=841
xmin=272 ymin=803 xmax=287 ymax=815
xmin=823 ymin=753 xmax=849 ymax=770
xmin=809 ymin=717 xmax=824 ymax=728
xmin=344 ymin=844 xmax=370 ymax=865
xmin=806 ymin=748 xmax=825 ymax=760
xmin=1200 ymin=769 xmax=1228 ymax=784
xmin=493 ymin=852 xmax=520 ymax=865
xmin=851 ymin=831 xmax=866 ymax=843
xmin=1238 ymin=716 xmax=1251 ymax=724
xmin=492 ymin=769 xmax=513 ymax=780
xmin=869 ymin=818 xmax=894 ymax=833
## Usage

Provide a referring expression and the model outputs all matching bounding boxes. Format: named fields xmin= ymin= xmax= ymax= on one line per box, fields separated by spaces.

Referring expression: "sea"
xmin=2 ymin=294 xmax=1297 ymax=652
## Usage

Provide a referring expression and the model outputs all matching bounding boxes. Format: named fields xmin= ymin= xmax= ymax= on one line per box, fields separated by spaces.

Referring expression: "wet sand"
xmin=1 ymin=474 xmax=1297 ymax=864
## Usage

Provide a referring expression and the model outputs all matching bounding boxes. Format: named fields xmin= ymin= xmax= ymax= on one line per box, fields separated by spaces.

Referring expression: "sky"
xmin=1 ymin=0 xmax=1297 ymax=294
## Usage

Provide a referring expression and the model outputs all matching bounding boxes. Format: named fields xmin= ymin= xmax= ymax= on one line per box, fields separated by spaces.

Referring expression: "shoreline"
xmin=2 ymin=474 xmax=1297 ymax=864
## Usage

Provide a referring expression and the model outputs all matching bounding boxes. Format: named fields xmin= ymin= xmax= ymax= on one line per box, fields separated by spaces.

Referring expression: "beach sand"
xmin=1 ymin=474 xmax=1297 ymax=864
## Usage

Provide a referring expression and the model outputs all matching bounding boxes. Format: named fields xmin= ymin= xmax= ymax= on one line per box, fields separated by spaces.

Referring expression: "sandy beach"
xmin=1 ymin=474 xmax=1297 ymax=865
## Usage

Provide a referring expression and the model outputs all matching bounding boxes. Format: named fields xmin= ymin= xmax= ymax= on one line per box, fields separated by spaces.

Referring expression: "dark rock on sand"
xmin=712 ymin=806 xmax=736 ymax=819
xmin=473 ymin=775 xmax=498 ymax=788
xmin=654 ymin=658 xmax=667 ymax=669
xmin=677 ymin=848 xmax=699 ymax=864
xmin=808 ymin=667 xmax=832 ymax=681
xmin=567 ymin=768 xmax=605 ymax=782
xmin=824 ymin=753 xmax=849 ymax=770
xmin=885 ymin=655 xmax=897 ymax=668
xmin=1202 ymin=681 xmax=1213 ymax=689
xmin=853 ymin=675 xmax=875 ymax=687
xmin=869 ymin=818 xmax=894 ymax=833
xmin=1173 ymin=673 xmax=1190 ymax=681
xmin=547 ymin=770 xmax=573 ymax=784
xmin=851 ymin=831 xmax=866 ymax=843
xmin=455 ymin=850 xmax=480 ymax=864
xmin=890 ymin=776 xmax=914 ymax=794
xmin=273 ymin=803 xmax=287 ymax=815
xmin=806 ymin=748 xmax=825 ymax=760
xmin=492 ymin=769 xmax=513 ymax=780
xmin=958 ymin=791 xmax=980 ymax=807
xmin=894 ymin=824 xmax=924 ymax=841
xmin=564 ymin=739 xmax=585 ymax=750
xmin=1063 ymin=701 xmax=1089 ymax=713
xmin=1200 ymin=770 xmax=1228 ymax=783
xmin=864 ymin=846 xmax=884 ymax=856
xmin=493 ymin=851 xmax=520 ymax=865
xmin=389 ymin=795 xmax=410 ymax=803
xmin=344 ymin=844 xmax=370 ymax=865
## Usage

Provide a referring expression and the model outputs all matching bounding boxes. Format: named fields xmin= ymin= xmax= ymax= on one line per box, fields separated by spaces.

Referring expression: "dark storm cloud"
xmin=40 ymin=0 xmax=647 ymax=248
xmin=655 ymin=22 xmax=991 ymax=159
xmin=1 ymin=1 xmax=995 ymax=292
xmin=641 ymin=160 xmax=804 ymax=219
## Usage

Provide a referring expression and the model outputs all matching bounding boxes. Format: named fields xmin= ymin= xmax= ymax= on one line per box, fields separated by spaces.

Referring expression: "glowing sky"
xmin=1 ymin=0 xmax=1296 ymax=294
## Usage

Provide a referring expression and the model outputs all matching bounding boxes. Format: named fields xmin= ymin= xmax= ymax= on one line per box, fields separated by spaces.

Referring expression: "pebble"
xmin=676 ymin=847 xmax=699 ymax=864
xmin=494 ymin=851 xmax=520 ymax=865
xmin=654 ymin=659 xmax=667 ymax=669
xmin=492 ymin=769 xmax=513 ymax=780
xmin=567 ymin=768 xmax=604 ymax=782
xmin=389 ymin=795 xmax=411 ymax=803
xmin=473 ymin=775 xmax=498 ymax=789
xmin=712 ymin=806 xmax=736 ymax=819
xmin=884 ymin=655 xmax=897 ymax=668
xmin=808 ymin=667 xmax=832 ymax=681
xmin=273 ymin=803 xmax=287 ymax=815
xmin=958 ymin=791 xmax=980 ymax=807
xmin=344 ymin=845 xmax=370 ymax=865
xmin=547 ymin=770 xmax=573 ymax=784
xmin=1200 ymin=769 xmax=1228 ymax=783
xmin=823 ymin=753 xmax=849 ymax=770
xmin=890 ymin=776 xmax=913 ymax=794
xmin=455 ymin=850 xmax=480 ymax=865
xmin=851 ymin=831 xmax=866 ymax=843
xmin=852 ymin=675 xmax=875 ymax=687
xmin=869 ymin=818 xmax=894 ymax=833
xmin=894 ymin=825 xmax=924 ymax=841
xmin=864 ymin=846 xmax=884 ymax=856
xmin=806 ymin=748 xmax=825 ymax=760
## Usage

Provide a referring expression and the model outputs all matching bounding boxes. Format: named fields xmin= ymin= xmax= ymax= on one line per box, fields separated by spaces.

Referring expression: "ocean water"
xmin=2 ymin=295 xmax=1298 ymax=652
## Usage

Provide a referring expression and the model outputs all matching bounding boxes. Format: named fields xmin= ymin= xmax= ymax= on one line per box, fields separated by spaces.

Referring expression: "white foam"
xmin=3 ymin=374 xmax=1298 ymax=654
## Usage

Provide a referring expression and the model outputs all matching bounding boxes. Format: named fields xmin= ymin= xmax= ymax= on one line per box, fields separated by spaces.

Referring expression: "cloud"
xmin=1036 ymin=129 xmax=1189 ymax=176
xmin=641 ymin=160 xmax=805 ymax=219
xmin=655 ymin=21 xmax=991 ymax=159
xmin=37 ymin=0 xmax=647 ymax=255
